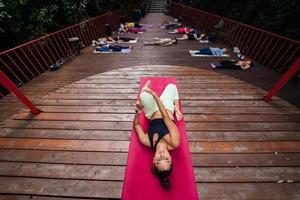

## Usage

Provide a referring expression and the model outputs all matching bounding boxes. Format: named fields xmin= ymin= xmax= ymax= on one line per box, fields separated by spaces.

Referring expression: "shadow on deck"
xmin=0 ymin=13 xmax=300 ymax=200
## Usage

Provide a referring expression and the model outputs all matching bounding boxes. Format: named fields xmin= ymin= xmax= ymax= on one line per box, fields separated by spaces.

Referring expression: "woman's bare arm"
xmin=133 ymin=110 xmax=151 ymax=147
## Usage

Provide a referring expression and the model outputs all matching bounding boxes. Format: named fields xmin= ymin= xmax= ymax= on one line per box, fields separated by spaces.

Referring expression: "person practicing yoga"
xmin=92 ymin=36 xmax=136 ymax=47
xmin=211 ymin=59 xmax=254 ymax=70
xmin=91 ymin=38 xmax=108 ymax=47
xmin=95 ymin=44 xmax=132 ymax=52
xmin=106 ymin=36 xmax=137 ymax=43
xmin=133 ymin=80 xmax=182 ymax=189
xmin=119 ymin=23 xmax=146 ymax=34
xmin=160 ymin=19 xmax=182 ymax=29
xmin=169 ymin=27 xmax=193 ymax=34
xmin=194 ymin=47 xmax=227 ymax=56
xmin=144 ymin=37 xmax=177 ymax=47
xmin=176 ymin=31 xmax=205 ymax=41
xmin=125 ymin=22 xmax=152 ymax=28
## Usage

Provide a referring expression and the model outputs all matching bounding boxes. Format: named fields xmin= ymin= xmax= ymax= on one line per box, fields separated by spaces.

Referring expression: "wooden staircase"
xmin=149 ymin=0 xmax=166 ymax=13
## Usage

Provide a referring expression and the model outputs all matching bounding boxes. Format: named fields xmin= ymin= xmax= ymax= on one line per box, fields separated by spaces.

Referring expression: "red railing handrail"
xmin=171 ymin=2 xmax=300 ymax=45
xmin=263 ymin=57 xmax=300 ymax=102
xmin=170 ymin=2 xmax=300 ymax=72
xmin=0 ymin=1 xmax=141 ymax=100
xmin=0 ymin=70 xmax=42 ymax=114
xmin=0 ymin=1 xmax=145 ymax=56
xmin=170 ymin=2 xmax=300 ymax=102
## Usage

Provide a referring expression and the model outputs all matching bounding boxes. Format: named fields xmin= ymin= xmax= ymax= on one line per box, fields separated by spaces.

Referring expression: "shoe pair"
xmin=50 ymin=58 xmax=65 ymax=71
xmin=237 ymin=53 xmax=245 ymax=60
xmin=233 ymin=47 xmax=240 ymax=54
xmin=199 ymin=40 xmax=209 ymax=43
xmin=210 ymin=63 xmax=217 ymax=69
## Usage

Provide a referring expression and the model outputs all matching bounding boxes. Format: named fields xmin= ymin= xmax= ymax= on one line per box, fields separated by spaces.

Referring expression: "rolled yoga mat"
xmin=122 ymin=77 xmax=199 ymax=200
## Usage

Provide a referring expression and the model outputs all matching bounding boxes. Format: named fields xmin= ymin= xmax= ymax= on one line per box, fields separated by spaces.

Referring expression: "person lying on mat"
xmin=168 ymin=27 xmax=193 ymax=34
xmin=119 ymin=23 xmax=146 ymax=34
xmin=125 ymin=22 xmax=152 ymax=28
xmin=92 ymin=36 xmax=136 ymax=46
xmin=133 ymin=80 xmax=182 ymax=189
xmin=91 ymin=38 xmax=108 ymax=47
xmin=144 ymin=37 xmax=177 ymax=47
xmin=125 ymin=22 xmax=139 ymax=28
xmin=194 ymin=47 xmax=227 ymax=56
xmin=211 ymin=59 xmax=254 ymax=70
xmin=95 ymin=44 xmax=132 ymax=52
xmin=159 ymin=19 xmax=182 ymax=29
xmin=107 ymin=36 xmax=137 ymax=43
xmin=176 ymin=31 xmax=204 ymax=41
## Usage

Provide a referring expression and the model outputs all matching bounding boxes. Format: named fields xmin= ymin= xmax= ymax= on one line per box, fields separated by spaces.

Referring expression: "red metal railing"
xmin=263 ymin=57 xmax=300 ymax=102
xmin=169 ymin=2 xmax=300 ymax=74
xmin=0 ymin=3 xmax=140 ymax=100
xmin=170 ymin=2 xmax=300 ymax=102
xmin=0 ymin=71 xmax=41 ymax=114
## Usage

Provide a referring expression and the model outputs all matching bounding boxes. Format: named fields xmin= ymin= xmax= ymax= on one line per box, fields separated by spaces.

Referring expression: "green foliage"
xmin=26 ymin=4 xmax=59 ymax=38
xmin=175 ymin=0 xmax=300 ymax=40
xmin=0 ymin=0 xmax=137 ymax=51
xmin=0 ymin=1 xmax=11 ymax=33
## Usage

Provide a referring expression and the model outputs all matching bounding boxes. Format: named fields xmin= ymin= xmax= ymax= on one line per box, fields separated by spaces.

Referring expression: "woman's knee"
xmin=166 ymin=84 xmax=178 ymax=94
xmin=140 ymin=91 xmax=154 ymax=105
xmin=165 ymin=83 xmax=176 ymax=90
xmin=161 ymin=84 xmax=178 ymax=99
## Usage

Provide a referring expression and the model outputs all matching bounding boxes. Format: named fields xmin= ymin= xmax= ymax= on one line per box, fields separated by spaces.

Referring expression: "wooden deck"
xmin=0 ymin=13 xmax=300 ymax=199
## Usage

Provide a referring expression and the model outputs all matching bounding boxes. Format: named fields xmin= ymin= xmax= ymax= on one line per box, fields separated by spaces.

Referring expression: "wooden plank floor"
xmin=1 ymin=13 xmax=300 ymax=200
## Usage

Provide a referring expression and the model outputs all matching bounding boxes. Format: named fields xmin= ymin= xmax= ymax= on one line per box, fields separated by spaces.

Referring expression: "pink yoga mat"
xmin=122 ymin=77 xmax=199 ymax=200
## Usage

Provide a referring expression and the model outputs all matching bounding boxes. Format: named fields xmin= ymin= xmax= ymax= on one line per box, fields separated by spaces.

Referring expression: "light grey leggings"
xmin=140 ymin=83 xmax=179 ymax=119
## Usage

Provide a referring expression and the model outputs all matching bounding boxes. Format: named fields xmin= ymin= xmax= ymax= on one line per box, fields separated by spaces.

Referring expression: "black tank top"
xmin=148 ymin=118 xmax=170 ymax=148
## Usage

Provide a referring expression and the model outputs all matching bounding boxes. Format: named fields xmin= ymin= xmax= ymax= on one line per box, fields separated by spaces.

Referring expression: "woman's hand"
xmin=135 ymin=99 xmax=144 ymax=113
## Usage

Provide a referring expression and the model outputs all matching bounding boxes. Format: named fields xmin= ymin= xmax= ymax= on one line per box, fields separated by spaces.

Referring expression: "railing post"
xmin=263 ymin=57 xmax=300 ymax=102
xmin=0 ymin=71 xmax=42 ymax=115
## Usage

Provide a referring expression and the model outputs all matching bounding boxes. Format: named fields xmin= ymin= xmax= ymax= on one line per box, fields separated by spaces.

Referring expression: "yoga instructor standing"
xmin=133 ymin=80 xmax=182 ymax=189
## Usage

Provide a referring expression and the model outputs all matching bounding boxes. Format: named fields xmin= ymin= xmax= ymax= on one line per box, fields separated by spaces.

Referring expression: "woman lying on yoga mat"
xmin=195 ymin=47 xmax=227 ymax=56
xmin=168 ymin=27 xmax=193 ymax=34
xmin=159 ymin=19 xmax=182 ymax=29
xmin=211 ymin=59 xmax=254 ymax=70
xmin=176 ymin=31 xmax=204 ymax=41
xmin=106 ymin=36 xmax=137 ymax=43
xmin=133 ymin=80 xmax=182 ymax=189
xmin=144 ymin=38 xmax=177 ymax=47
xmin=95 ymin=44 xmax=132 ymax=52
xmin=92 ymin=36 xmax=136 ymax=46
xmin=119 ymin=23 xmax=146 ymax=34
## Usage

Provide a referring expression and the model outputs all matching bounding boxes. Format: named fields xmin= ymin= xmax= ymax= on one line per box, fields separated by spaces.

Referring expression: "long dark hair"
xmin=152 ymin=165 xmax=173 ymax=189
xmin=174 ymin=38 xmax=178 ymax=44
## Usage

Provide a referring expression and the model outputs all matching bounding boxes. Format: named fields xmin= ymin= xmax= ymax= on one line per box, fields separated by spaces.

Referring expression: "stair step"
xmin=148 ymin=0 xmax=166 ymax=13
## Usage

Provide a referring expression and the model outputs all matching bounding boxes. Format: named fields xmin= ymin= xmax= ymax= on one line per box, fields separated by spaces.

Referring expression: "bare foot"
xmin=142 ymin=80 xmax=151 ymax=91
